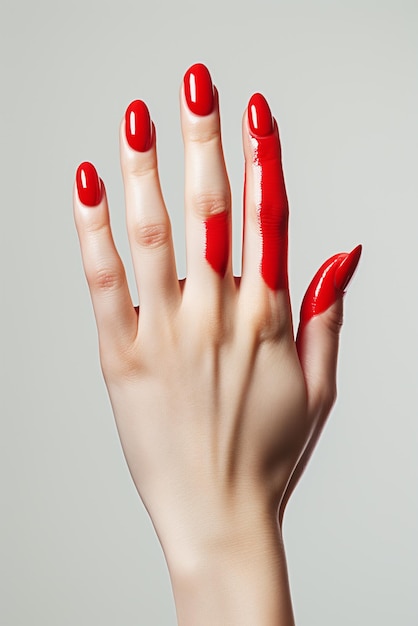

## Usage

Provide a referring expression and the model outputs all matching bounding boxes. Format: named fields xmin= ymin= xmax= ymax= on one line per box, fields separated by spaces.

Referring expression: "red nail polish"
xmin=335 ymin=244 xmax=363 ymax=292
xmin=205 ymin=212 xmax=229 ymax=277
xmin=248 ymin=93 xmax=274 ymax=137
xmin=300 ymin=245 xmax=362 ymax=323
xmin=247 ymin=98 xmax=288 ymax=291
xmin=76 ymin=161 xmax=102 ymax=206
xmin=125 ymin=100 xmax=153 ymax=152
xmin=184 ymin=63 xmax=214 ymax=116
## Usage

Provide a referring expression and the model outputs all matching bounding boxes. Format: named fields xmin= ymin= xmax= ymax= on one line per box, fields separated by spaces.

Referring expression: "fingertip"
xmin=247 ymin=92 xmax=274 ymax=137
xmin=75 ymin=161 xmax=103 ymax=207
xmin=183 ymin=62 xmax=215 ymax=116
xmin=299 ymin=244 xmax=362 ymax=325
xmin=334 ymin=244 xmax=362 ymax=293
xmin=124 ymin=99 xmax=154 ymax=153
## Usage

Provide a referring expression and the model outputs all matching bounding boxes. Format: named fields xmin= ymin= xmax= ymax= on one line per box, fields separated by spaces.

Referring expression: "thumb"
xmin=279 ymin=245 xmax=362 ymax=527
xmin=296 ymin=244 xmax=362 ymax=420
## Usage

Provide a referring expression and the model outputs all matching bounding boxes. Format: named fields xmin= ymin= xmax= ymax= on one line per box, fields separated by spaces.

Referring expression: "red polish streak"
xmin=250 ymin=122 xmax=289 ymax=290
xmin=300 ymin=245 xmax=362 ymax=323
xmin=205 ymin=212 xmax=229 ymax=277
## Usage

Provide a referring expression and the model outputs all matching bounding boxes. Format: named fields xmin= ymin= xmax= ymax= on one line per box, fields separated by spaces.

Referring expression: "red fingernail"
xmin=300 ymin=245 xmax=362 ymax=323
xmin=248 ymin=93 xmax=274 ymax=137
xmin=184 ymin=63 xmax=214 ymax=116
xmin=125 ymin=100 xmax=153 ymax=152
xmin=76 ymin=161 xmax=102 ymax=206
xmin=335 ymin=244 xmax=363 ymax=292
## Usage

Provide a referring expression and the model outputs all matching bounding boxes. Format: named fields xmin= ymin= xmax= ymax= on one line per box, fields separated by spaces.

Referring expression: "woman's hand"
xmin=73 ymin=63 xmax=361 ymax=625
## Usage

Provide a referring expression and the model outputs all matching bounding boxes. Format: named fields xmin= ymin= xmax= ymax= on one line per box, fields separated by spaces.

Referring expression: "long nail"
xmin=183 ymin=63 xmax=214 ymax=116
xmin=300 ymin=245 xmax=362 ymax=322
xmin=335 ymin=244 xmax=362 ymax=292
xmin=248 ymin=93 xmax=274 ymax=137
xmin=76 ymin=161 xmax=102 ymax=207
xmin=125 ymin=99 xmax=153 ymax=152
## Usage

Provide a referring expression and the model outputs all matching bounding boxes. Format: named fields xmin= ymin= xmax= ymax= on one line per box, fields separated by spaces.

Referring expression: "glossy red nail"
xmin=248 ymin=93 xmax=274 ymax=137
xmin=300 ymin=245 xmax=362 ymax=323
xmin=205 ymin=212 xmax=229 ymax=277
xmin=76 ymin=161 xmax=102 ymax=207
xmin=184 ymin=63 xmax=214 ymax=116
xmin=335 ymin=244 xmax=363 ymax=292
xmin=125 ymin=100 xmax=153 ymax=152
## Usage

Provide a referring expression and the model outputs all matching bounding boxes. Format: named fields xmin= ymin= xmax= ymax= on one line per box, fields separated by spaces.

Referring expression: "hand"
xmin=73 ymin=63 xmax=361 ymax=625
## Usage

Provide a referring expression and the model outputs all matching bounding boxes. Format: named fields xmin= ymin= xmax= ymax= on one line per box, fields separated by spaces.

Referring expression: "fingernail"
xmin=184 ymin=63 xmax=214 ymax=116
xmin=248 ymin=93 xmax=274 ymax=137
xmin=300 ymin=245 xmax=362 ymax=322
xmin=334 ymin=244 xmax=363 ymax=292
xmin=76 ymin=161 xmax=102 ymax=206
xmin=125 ymin=99 xmax=153 ymax=152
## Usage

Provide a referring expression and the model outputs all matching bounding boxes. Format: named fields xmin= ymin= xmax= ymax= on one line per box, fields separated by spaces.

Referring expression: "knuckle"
xmin=192 ymin=191 xmax=230 ymax=220
xmin=132 ymin=220 xmax=171 ymax=249
xmin=257 ymin=312 xmax=291 ymax=343
xmin=84 ymin=218 xmax=109 ymax=237
xmin=123 ymin=153 xmax=157 ymax=179
xmin=86 ymin=265 xmax=125 ymax=292
xmin=99 ymin=342 xmax=141 ymax=382
xmin=323 ymin=308 xmax=344 ymax=337
xmin=188 ymin=126 xmax=220 ymax=145
xmin=243 ymin=295 xmax=291 ymax=343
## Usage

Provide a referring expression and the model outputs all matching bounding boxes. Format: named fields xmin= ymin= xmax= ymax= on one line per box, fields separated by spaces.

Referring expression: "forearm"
xmin=163 ymin=514 xmax=295 ymax=626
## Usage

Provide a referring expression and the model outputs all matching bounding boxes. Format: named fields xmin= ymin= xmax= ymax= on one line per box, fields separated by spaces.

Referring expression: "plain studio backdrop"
xmin=1 ymin=0 xmax=417 ymax=624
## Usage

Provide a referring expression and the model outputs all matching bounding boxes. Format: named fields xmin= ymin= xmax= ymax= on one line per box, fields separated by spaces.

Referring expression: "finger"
xmin=240 ymin=94 xmax=291 ymax=334
xmin=120 ymin=100 xmax=180 ymax=319
xmin=73 ymin=161 xmax=138 ymax=353
xmin=296 ymin=244 xmax=362 ymax=417
xmin=279 ymin=245 xmax=362 ymax=525
xmin=181 ymin=63 xmax=232 ymax=290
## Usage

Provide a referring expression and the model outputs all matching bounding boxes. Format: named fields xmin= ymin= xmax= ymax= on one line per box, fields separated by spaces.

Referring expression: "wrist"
xmin=161 ymin=509 xmax=295 ymax=626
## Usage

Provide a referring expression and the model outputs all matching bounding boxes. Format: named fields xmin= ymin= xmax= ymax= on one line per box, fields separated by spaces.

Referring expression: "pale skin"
xmin=73 ymin=76 xmax=355 ymax=625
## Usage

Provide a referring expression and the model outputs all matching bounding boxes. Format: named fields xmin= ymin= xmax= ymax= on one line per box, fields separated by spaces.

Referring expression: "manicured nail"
xmin=125 ymin=99 xmax=153 ymax=152
xmin=76 ymin=161 xmax=102 ymax=206
xmin=248 ymin=93 xmax=274 ymax=137
xmin=300 ymin=245 xmax=362 ymax=322
xmin=335 ymin=244 xmax=363 ymax=292
xmin=184 ymin=63 xmax=214 ymax=116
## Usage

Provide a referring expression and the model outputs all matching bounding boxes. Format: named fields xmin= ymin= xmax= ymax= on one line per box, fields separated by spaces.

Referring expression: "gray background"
xmin=1 ymin=0 xmax=417 ymax=624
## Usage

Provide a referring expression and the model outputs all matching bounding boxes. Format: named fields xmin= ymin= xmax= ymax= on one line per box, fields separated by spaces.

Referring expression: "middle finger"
xmin=180 ymin=63 xmax=234 ymax=297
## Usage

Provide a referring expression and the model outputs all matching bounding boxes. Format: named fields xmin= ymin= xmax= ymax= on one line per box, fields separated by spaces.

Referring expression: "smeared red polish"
xmin=205 ymin=212 xmax=229 ymax=277
xmin=76 ymin=161 xmax=102 ymax=206
xmin=125 ymin=100 xmax=153 ymax=152
xmin=247 ymin=93 xmax=288 ymax=290
xmin=184 ymin=63 xmax=214 ymax=116
xmin=300 ymin=245 xmax=362 ymax=323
